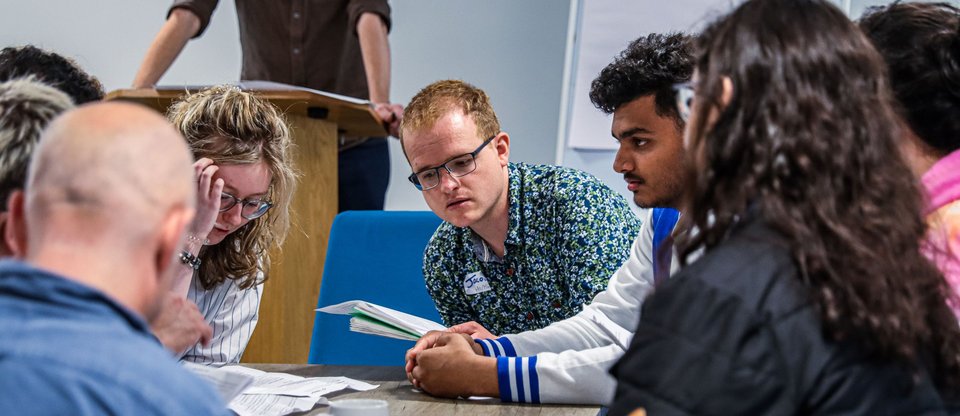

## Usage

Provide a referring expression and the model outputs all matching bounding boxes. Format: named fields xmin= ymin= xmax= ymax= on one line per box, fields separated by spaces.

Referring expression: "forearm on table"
xmin=468 ymin=355 xmax=500 ymax=397
xmin=500 ymin=295 xmax=631 ymax=355
xmin=488 ymin=344 xmax=622 ymax=405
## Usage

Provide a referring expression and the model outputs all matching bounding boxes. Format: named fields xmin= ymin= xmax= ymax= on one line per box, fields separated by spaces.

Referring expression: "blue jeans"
xmin=338 ymin=137 xmax=389 ymax=212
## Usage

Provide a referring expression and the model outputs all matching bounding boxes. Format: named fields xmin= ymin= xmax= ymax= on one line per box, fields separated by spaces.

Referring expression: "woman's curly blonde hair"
xmin=167 ymin=85 xmax=298 ymax=290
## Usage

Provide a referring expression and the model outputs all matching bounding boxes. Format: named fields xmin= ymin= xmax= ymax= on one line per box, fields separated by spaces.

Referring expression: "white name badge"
xmin=463 ymin=271 xmax=492 ymax=295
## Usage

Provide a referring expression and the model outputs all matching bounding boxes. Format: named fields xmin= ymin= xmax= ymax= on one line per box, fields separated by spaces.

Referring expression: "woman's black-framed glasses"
xmin=673 ymin=81 xmax=695 ymax=122
xmin=220 ymin=191 xmax=273 ymax=220
xmin=408 ymin=134 xmax=497 ymax=191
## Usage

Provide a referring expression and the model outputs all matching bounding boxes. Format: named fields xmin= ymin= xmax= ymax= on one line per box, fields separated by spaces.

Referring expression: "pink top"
xmin=922 ymin=148 xmax=960 ymax=318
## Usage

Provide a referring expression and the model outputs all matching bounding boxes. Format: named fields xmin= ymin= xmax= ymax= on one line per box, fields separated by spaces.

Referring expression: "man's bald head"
xmin=11 ymin=102 xmax=196 ymax=319
xmin=26 ymin=102 xmax=194 ymax=243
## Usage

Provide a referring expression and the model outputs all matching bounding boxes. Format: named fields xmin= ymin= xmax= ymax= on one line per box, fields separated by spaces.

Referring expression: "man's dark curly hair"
xmin=589 ymin=33 xmax=694 ymax=120
xmin=0 ymin=45 xmax=104 ymax=105
xmin=859 ymin=2 xmax=960 ymax=154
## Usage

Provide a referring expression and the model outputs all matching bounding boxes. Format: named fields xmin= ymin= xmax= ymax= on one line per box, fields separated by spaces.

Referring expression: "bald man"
xmin=0 ymin=102 xmax=229 ymax=415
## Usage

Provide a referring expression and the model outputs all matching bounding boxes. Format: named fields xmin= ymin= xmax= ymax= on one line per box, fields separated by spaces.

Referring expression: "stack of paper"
xmin=317 ymin=300 xmax=446 ymax=341
xmin=182 ymin=362 xmax=256 ymax=402
xmin=183 ymin=363 xmax=378 ymax=416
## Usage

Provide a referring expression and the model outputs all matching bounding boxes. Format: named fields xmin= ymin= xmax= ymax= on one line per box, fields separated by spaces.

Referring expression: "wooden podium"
xmin=106 ymin=84 xmax=386 ymax=363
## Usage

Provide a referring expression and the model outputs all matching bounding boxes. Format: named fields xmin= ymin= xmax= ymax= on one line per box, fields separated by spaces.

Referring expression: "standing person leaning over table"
xmin=134 ymin=0 xmax=402 ymax=212
xmin=165 ymin=85 xmax=298 ymax=364
xmin=609 ymin=0 xmax=960 ymax=413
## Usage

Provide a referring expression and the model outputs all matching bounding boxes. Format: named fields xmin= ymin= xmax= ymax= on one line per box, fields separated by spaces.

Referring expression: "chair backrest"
xmin=308 ymin=210 xmax=444 ymax=365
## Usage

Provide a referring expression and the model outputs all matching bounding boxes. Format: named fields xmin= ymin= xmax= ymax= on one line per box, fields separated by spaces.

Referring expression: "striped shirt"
xmin=476 ymin=337 xmax=541 ymax=403
xmin=470 ymin=210 xmax=684 ymax=405
xmin=179 ymin=271 xmax=263 ymax=365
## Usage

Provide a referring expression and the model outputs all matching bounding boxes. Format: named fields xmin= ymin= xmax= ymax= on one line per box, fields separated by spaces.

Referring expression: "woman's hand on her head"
xmin=189 ymin=158 xmax=223 ymax=241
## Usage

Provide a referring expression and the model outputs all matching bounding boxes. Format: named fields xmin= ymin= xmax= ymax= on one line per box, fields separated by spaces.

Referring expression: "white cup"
xmin=329 ymin=399 xmax=389 ymax=416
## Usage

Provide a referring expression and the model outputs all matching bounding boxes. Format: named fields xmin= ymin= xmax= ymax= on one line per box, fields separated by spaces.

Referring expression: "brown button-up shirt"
xmin=169 ymin=0 xmax=391 ymax=100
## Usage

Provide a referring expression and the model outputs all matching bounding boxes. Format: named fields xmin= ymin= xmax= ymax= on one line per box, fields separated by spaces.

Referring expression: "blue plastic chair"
xmin=308 ymin=211 xmax=444 ymax=366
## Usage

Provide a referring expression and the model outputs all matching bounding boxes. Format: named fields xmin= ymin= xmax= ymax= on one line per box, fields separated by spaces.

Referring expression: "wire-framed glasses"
xmin=408 ymin=134 xmax=497 ymax=191
xmin=220 ymin=191 xmax=273 ymax=220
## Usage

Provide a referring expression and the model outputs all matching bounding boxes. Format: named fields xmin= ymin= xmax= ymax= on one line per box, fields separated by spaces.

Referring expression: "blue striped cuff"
xmin=496 ymin=356 xmax=540 ymax=403
xmin=475 ymin=337 xmax=517 ymax=357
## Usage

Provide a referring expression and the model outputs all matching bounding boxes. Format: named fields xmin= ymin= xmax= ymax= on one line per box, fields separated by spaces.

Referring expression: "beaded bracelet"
xmin=180 ymin=250 xmax=202 ymax=271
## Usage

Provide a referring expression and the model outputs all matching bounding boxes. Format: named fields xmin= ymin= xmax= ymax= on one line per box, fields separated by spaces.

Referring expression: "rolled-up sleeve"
xmin=347 ymin=0 xmax=392 ymax=35
xmin=168 ymin=0 xmax=220 ymax=38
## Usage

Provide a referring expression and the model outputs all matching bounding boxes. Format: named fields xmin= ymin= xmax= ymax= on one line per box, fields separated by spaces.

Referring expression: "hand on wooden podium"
xmin=373 ymin=102 xmax=404 ymax=138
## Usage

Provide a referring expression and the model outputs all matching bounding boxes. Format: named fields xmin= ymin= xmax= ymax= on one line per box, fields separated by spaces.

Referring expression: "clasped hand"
xmin=404 ymin=319 xmax=504 ymax=399
xmin=405 ymin=331 xmax=490 ymax=398
xmin=372 ymin=102 xmax=404 ymax=138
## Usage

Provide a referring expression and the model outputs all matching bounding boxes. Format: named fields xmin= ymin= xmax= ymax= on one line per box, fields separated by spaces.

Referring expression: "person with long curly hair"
xmin=164 ymin=85 xmax=298 ymax=364
xmin=860 ymin=1 xmax=960 ymax=319
xmin=609 ymin=0 xmax=960 ymax=414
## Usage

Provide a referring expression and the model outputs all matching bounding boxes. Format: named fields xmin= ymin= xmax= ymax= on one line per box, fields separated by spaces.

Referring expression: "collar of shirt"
xmin=468 ymin=163 xmax=528 ymax=263
xmin=0 ymin=259 xmax=154 ymax=338
xmin=922 ymin=148 xmax=960 ymax=215
xmin=505 ymin=163 xmax=524 ymax=247
xmin=469 ymin=232 xmax=505 ymax=263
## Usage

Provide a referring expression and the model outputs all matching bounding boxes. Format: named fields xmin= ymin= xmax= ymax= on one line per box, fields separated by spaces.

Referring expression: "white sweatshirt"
xmin=474 ymin=209 xmax=680 ymax=405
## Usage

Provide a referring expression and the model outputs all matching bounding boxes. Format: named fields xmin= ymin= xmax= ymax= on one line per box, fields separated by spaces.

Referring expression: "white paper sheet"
xmin=181 ymin=362 xmax=255 ymax=402
xmin=185 ymin=364 xmax=379 ymax=416
xmin=229 ymin=394 xmax=325 ymax=416
xmin=237 ymin=80 xmax=370 ymax=105
xmin=360 ymin=302 xmax=446 ymax=335
xmin=155 ymin=80 xmax=371 ymax=106
xmin=318 ymin=300 xmax=446 ymax=341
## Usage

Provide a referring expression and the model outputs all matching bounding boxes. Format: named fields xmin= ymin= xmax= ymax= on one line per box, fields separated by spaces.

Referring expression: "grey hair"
xmin=0 ymin=77 xmax=74 ymax=210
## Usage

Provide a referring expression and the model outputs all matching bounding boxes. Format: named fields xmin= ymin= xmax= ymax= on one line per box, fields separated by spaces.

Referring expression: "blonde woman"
xmin=166 ymin=85 xmax=297 ymax=364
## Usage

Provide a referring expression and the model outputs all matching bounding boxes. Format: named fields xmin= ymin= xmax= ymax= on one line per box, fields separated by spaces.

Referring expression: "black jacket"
xmin=609 ymin=217 xmax=957 ymax=415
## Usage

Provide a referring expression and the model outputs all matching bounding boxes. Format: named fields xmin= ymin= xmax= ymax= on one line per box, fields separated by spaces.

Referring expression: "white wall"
xmin=0 ymin=0 xmax=572 ymax=212
xmin=3 ymin=1 xmax=952 ymax=213
xmin=559 ymin=0 xmax=736 ymax=215
xmin=0 ymin=2 xmax=243 ymax=91
xmin=557 ymin=0 xmax=958 ymax=213
xmin=848 ymin=0 xmax=958 ymax=19
xmin=558 ymin=0 xmax=850 ymax=213
xmin=387 ymin=0 xmax=571 ymax=210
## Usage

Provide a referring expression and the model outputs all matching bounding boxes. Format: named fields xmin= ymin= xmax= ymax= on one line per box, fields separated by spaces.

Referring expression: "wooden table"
xmin=246 ymin=364 xmax=602 ymax=415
